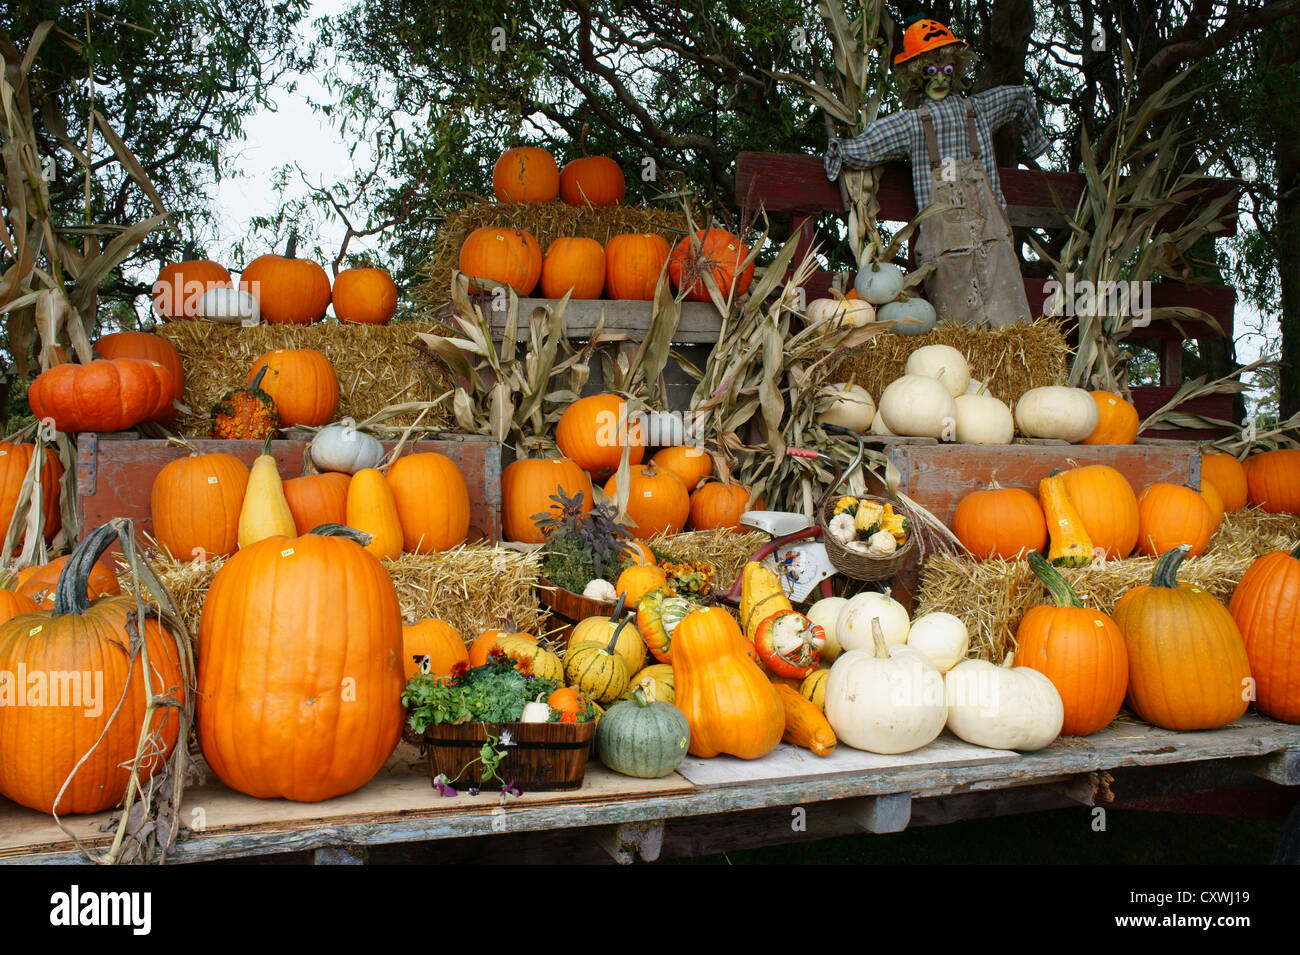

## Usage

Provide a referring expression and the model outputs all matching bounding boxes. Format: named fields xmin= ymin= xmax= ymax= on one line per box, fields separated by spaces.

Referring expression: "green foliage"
xmin=402 ymin=656 xmax=560 ymax=730
xmin=534 ymin=488 xmax=632 ymax=593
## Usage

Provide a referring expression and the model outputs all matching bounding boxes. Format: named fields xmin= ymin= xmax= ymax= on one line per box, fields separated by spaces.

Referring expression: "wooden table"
xmin=2 ymin=715 xmax=1295 ymax=865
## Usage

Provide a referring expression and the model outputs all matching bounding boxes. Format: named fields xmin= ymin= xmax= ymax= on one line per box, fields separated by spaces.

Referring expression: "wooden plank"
xmin=887 ymin=443 xmax=1198 ymax=527
xmin=1241 ymin=750 xmax=1300 ymax=786
xmin=75 ymin=435 xmax=503 ymax=545
xmin=845 ymin=792 xmax=912 ymax=833
xmin=595 ymin=820 xmax=665 ymax=864
xmin=487 ymin=299 xmax=724 ymax=344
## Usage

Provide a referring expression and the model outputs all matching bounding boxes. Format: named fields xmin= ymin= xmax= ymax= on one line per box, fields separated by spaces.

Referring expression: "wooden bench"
xmin=736 ymin=153 xmax=1240 ymax=440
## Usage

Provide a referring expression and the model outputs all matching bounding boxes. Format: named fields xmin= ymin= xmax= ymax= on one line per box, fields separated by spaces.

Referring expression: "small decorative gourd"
xmin=310 ymin=423 xmax=385 ymax=474
xmin=564 ymin=617 xmax=635 ymax=704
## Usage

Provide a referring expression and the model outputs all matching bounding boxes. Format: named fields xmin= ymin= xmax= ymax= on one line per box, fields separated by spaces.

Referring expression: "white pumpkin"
xmin=854 ymin=262 xmax=906 ymax=304
xmin=954 ymin=392 xmax=1015 ymax=445
xmin=904 ymin=344 xmax=970 ymax=397
xmin=310 ymin=423 xmax=385 ymax=474
xmin=520 ymin=700 xmax=552 ymax=723
xmin=825 ymin=620 xmax=947 ymax=754
xmin=878 ymin=374 xmax=958 ymax=439
xmin=964 ymin=378 xmax=987 ymax=395
xmin=870 ymin=410 xmax=895 ymax=436
xmin=807 ymin=298 xmax=876 ymax=328
xmin=817 ymin=383 xmax=876 ymax=432
xmin=835 ymin=590 xmax=909 ymax=651
xmin=1014 ymin=386 xmax=1100 ymax=443
xmin=583 ymin=578 xmax=618 ymax=602
xmin=943 ymin=656 xmax=1065 ymax=751
xmin=197 ymin=287 xmax=259 ymax=325
xmin=905 ymin=612 xmax=969 ymax=673
xmin=805 ymin=596 xmax=848 ymax=662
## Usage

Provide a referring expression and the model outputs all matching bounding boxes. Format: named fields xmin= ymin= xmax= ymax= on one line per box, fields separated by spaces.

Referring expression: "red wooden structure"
xmin=735 ymin=153 xmax=1239 ymax=439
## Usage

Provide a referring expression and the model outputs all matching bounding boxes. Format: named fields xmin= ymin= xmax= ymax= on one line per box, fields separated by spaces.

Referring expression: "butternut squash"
xmin=1039 ymin=473 xmax=1094 ymax=568
xmin=237 ymin=437 xmax=296 ymax=548
xmin=739 ymin=561 xmax=793 ymax=642
xmin=774 ymin=684 xmax=836 ymax=756
xmin=346 ymin=468 xmax=404 ymax=560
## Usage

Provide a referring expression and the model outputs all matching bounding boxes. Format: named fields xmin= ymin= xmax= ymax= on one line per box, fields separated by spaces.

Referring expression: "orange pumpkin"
xmin=468 ymin=629 xmax=537 ymax=668
xmin=1081 ymin=391 xmax=1139 ymax=445
xmin=152 ymin=258 xmax=232 ymax=319
xmin=402 ymin=618 xmax=469 ymax=682
xmin=0 ymin=442 xmax=63 ymax=548
xmin=605 ymin=233 xmax=670 ymax=301
xmin=1059 ymin=464 xmax=1140 ymax=560
xmin=385 ymin=452 xmax=470 ymax=553
xmin=17 ymin=554 xmax=121 ymax=609
xmin=1229 ymin=543 xmax=1300 ymax=723
xmin=604 ymin=462 xmax=690 ymax=539
xmin=1112 ymin=546 xmax=1252 ymax=731
xmin=951 ymin=480 xmax=1046 ymax=560
xmin=672 ymin=607 xmax=784 ymax=759
xmin=501 ymin=457 xmax=592 ymax=543
xmin=459 ymin=226 xmax=542 ymax=296
xmin=547 ymin=686 xmax=587 ymax=715
xmin=1245 ymin=449 xmax=1300 ymax=513
xmin=1015 ymin=553 xmax=1128 ymax=736
xmin=1201 ymin=479 xmax=1225 ymax=533
xmin=689 ymin=480 xmax=757 ymax=531
xmin=29 ymin=358 xmax=171 ymax=434
xmin=150 ymin=451 xmax=250 ymax=560
xmin=1200 ymin=452 xmax=1248 ymax=512
xmin=667 ymin=229 xmax=754 ymax=302
xmin=556 ymin=393 xmax=646 ymax=480
xmin=1135 ymin=483 xmax=1215 ymax=557
xmin=239 ymin=236 xmax=332 ymax=325
xmin=282 ymin=472 xmax=352 ymax=536
xmin=0 ymin=589 xmax=38 ymax=628
xmin=332 ymin=265 xmax=398 ymax=325
xmin=93 ymin=331 xmax=185 ymax=423
xmin=540 ymin=237 xmax=605 ymax=299
xmin=493 ymin=146 xmax=560 ymax=203
xmin=247 ymin=349 xmax=340 ymax=427
xmin=346 ymin=467 xmax=404 ymax=560
xmin=197 ymin=526 xmax=405 ymax=801
xmin=615 ymin=564 xmax=671 ymax=608
xmin=624 ymin=540 xmax=657 ymax=566
xmin=652 ymin=445 xmax=713 ymax=492
xmin=559 ymin=155 xmax=625 ymax=207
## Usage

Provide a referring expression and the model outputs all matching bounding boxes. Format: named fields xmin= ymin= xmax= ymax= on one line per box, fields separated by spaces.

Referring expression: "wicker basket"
xmin=420 ymin=720 xmax=597 ymax=792
xmin=819 ymin=494 xmax=917 ymax=582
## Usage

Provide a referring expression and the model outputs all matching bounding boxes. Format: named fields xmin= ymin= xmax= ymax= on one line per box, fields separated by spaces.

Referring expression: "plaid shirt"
xmin=824 ymin=87 xmax=1050 ymax=210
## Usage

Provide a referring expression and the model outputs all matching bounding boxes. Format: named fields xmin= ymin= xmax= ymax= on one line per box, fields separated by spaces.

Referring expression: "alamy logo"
xmin=1042 ymin=275 xmax=1152 ymax=327
xmin=0 ymin=663 xmax=104 ymax=718
xmin=49 ymin=885 xmax=151 ymax=935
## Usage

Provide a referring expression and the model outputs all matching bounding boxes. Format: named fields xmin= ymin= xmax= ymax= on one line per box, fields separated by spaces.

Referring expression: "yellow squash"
xmin=346 ymin=468 xmax=404 ymax=560
xmin=237 ymin=437 xmax=296 ymax=548
xmin=739 ymin=561 xmax=792 ymax=642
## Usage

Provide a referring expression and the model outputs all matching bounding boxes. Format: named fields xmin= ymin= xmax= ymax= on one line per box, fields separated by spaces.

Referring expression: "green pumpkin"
xmin=597 ymin=685 xmax=691 ymax=778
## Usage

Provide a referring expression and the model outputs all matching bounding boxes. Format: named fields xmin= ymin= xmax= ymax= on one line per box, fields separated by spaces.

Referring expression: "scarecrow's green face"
xmin=920 ymin=51 xmax=958 ymax=101
xmin=895 ymin=44 xmax=972 ymax=108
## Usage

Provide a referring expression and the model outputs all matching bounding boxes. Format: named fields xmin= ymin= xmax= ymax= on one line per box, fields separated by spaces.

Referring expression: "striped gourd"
xmin=564 ymin=617 xmax=632 ymax=704
xmin=496 ymin=635 xmax=564 ymax=683
xmin=596 ymin=685 xmax=690 ymax=778
xmin=623 ymin=663 xmax=674 ymax=704
xmin=800 ymin=668 xmax=830 ymax=711
xmin=567 ymin=595 xmax=646 ymax=675
xmin=636 ymin=588 xmax=696 ymax=663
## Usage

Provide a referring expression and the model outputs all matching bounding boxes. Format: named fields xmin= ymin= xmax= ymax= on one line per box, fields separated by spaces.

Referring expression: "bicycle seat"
xmin=740 ymin=510 xmax=815 ymax=537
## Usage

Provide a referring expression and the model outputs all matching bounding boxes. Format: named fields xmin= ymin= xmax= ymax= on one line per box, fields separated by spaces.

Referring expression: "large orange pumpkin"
xmin=1228 ymin=544 xmax=1300 ymax=723
xmin=0 ymin=442 xmax=63 ymax=547
xmin=540 ymin=237 xmax=605 ymax=299
xmin=1059 ymin=464 xmax=1140 ymax=559
xmin=652 ymin=445 xmax=713 ymax=493
xmin=689 ymin=480 xmax=757 ymax=531
xmin=605 ymin=233 xmax=670 ymax=300
xmin=17 ymin=553 xmax=121 ymax=609
xmin=402 ymin=618 xmax=469 ymax=682
xmin=1112 ymin=546 xmax=1251 ymax=731
xmin=501 ymin=457 xmax=593 ymax=543
xmin=1014 ymin=553 xmax=1128 ymax=736
xmin=556 ymin=393 xmax=646 ymax=480
xmin=1135 ymin=483 xmax=1214 ymax=557
xmin=667 ymin=229 xmax=754 ymax=302
xmin=150 ymin=451 xmax=250 ymax=560
xmin=29 ymin=358 xmax=170 ymax=434
xmin=197 ymin=526 xmax=405 ymax=801
xmin=239 ymin=236 xmax=332 ymax=325
xmin=951 ymin=480 xmax=1047 ymax=560
xmin=1244 ymin=449 xmax=1300 ymax=513
xmin=282 ymin=472 xmax=352 ymax=536
xmin=604 ymin=462 xmax=690 ymax=539
xmin=247 ymin=349 xmax=339 ymax=427
xmin=332 ymin=265 xmax=398 ymax=325
xmin=559 ymin=155 xmax=625 ymax=207
xmin=1080 ymin=391 xmax=1139 ymax=445
xmin=152 ymin=258 xmax=232 ymax=319
xmin=1200 ymin=452 xmax=1248 ymax=512
xmin=459 ymin=226 xmax=543 ymax=295
xmin=672 ymin=607 xmax=784 ymax=759
xmin=93 ymin=331 xmax=185 ymax=423
xmin=385 ymin=452 xmax=470 ymax=553
xmin=0 ymin=523 xmax=185 ymax=814
xmin=1201 ymin=479 xmax=1225 ymax=534
xmin=493 ymin=147 xmax=560 ymax=203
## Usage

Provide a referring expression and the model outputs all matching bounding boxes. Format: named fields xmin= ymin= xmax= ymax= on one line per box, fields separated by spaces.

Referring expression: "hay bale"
xmin=122 ymin=545 xmax=545 ymax=645
xmin=158 ymin=322 xmax=453 ymax=436
xmin=915 ymin=508 xmax=1300 ymax=663
xmin=828 ymin=317 xmax=1071 ymax=407
xmin=647 ymin=528 xmax=768 ymax=589
xmin=415 ymin=200 xmax=690 ymax=309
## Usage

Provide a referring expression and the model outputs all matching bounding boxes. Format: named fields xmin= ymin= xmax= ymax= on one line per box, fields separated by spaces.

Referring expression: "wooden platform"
xmin=2 ymin=714 xmax=1294 ymax=864
xmin=488 ymin=298 xmax=723 ymax=344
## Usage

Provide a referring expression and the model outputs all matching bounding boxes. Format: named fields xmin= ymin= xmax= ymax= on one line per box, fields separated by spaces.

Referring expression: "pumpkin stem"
xmin=248 ymin=363 xmax=270 ymax=392
xmin=54 ymin=520 xmax=122 ymax=616
xmin=604 ymin=614 xmax=634 ymax=654
xmin=1151 ymin=545 xmax=1191 ymax=588
xmin=1027 ymin=552 xmax=1084 ymax=608
xmin=1291 ymin=542 xmax=1300 ymax=560
xmin=870 ymin=617 xmax=890 ymax=659
xmin=261 ymin=431 xmax=274 ymax=457
xmin=609 ymin=591 xmax=627 ymax=620
xmin=285 ymin=230 xmax=299 ymax=259
xmin=632 ymin=680 xmax=653 ymax=706
xmin=306 ymin=523 xmax=375 ymax=547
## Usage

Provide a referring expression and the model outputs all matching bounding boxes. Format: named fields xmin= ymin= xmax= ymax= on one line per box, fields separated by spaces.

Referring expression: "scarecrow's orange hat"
xmin=894 ymin=18 xmax=967 ymax=65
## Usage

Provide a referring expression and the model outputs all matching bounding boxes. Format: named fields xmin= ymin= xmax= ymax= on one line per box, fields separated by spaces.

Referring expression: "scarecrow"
xmin=824 ymin=17 xmax=1050 ymax=328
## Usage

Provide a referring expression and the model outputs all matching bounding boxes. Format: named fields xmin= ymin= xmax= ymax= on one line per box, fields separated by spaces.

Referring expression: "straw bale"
xmin=826 ymin=317 xmax=1071 ymax=407
xmin=647 ymin=529 xmax=767 ymax=590
xmin=915 ymin=508 xmax=1300 ymax=663
xmin=157 ymin=321 xmax=453 ymax=437
xmin=415 ymin=200 xmax=690 ymax=309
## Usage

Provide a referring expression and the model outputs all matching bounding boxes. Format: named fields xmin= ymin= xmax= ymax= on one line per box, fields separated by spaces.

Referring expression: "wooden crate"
xmin=75 ymin=433 xmax=502 ymax=544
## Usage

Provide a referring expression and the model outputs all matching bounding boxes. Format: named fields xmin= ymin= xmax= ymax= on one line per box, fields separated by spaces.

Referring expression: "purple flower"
xmin=433 ymin=773 xmax=458 ymax=798
xmin=500 ymin=780 xmax=523 ymax=801
xmin=467 ymin=787 xmax=479 ymax=797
